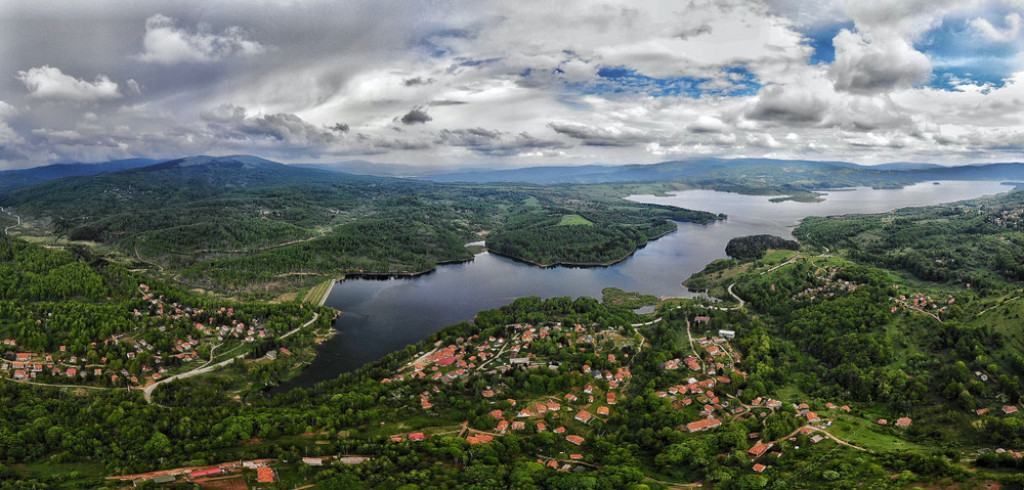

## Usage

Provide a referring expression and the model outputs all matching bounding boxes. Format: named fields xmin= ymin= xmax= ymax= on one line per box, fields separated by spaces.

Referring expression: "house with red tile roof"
xmin=748 ymin=442 xmax=773 ymax=458
xmin=575 ymin=410 xmax=594 ymax=424
xmin=1003 ymin=405 xmax=1019 ymax=414
xmin=597 ymin=406 xmax=610 ymax=416
xmin=607 ymin=393 xmax=616 ymax=405
xmin=752 ymin=463 xmax=767 ymax=473
xmin=256 ymin=466 xmax=276 ymax=483
xmin=489 ymin=409 xmax=504 ymax=419
xmin=895 ymin=417 xmax=912 ymax=428
xmin=566 ymin=435 xmax=585 ymax=445
xmin=553 ymin=426 xmax=566 ymax=434
xmin=686 ymin=418 xmax=722 ymax=432
xmin=511 ymin=421 xmax=526 ymax=431
xmin=536 ymin=423 xmax=547 ymax=432
xmin=496 ymin=420 xmax=509 ymax=433
xmin=409 ymin=432 xmax=426 ymax=441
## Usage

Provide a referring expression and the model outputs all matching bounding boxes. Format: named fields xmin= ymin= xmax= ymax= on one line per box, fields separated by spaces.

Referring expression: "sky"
xmin=2 ymin=0 xmax=1024 ymax=171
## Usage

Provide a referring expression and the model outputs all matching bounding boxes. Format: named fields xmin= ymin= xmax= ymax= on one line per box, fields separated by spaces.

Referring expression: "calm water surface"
xmin=271 ymin=181 xmax=1011 ymax=392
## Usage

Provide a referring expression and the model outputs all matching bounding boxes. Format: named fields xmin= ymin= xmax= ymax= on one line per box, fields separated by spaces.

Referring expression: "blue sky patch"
xmin=917 ymin=10 xmax=1023 ymax=90
xmin=569 ymin=65 xmax=760 ymax=98
xmin=803 ymin=21 xmax=854 ymax=65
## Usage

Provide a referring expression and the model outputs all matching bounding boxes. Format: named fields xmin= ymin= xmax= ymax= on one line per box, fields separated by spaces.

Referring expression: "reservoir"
xmin=272 ymin=181 xmax=1011 ymax=392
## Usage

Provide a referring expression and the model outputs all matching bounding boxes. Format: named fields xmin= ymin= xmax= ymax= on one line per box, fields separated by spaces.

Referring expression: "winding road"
xmin=144 ymin=311 xmax=321 ymax=403
xmin=1 ymin=207 xmax=21 ymax=236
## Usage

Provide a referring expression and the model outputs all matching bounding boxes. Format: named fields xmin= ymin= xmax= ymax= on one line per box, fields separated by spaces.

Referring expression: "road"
xmin=281 ymin=312 xmax=320 ymax=339
xmin=143 ymin=353 xmax=248 ymax=403
xmin=727 ymin=283 xmax=745 ymax=308
xmin=1 ymin=206 xmax=21 ymax=235
xmin=144 ymin=311 xmax=321 ymax=403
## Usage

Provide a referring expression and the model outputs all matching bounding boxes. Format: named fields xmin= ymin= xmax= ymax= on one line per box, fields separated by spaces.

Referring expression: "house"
xmin=895 ymin=417 xmax=912 ymax=428
xmin=877 ymin=419 xmax=888 ymax=425
xmin=570 ymin=454 xmax=583 ymax=460
xmin=496 ymin=420 xmax=509 ymax=433
xmin=686 ymin=418 xmax=722 ymax=432
xmin=564 ymin=393 xmax=577 ymax=402
xmin=805 ymin=412 xmax=820 ymax=423
xmin=752 ymin=463 xmax=767 ymax=473
xmin=748 ymin=442 xmax=773 ymax=458
xmin=809 ymin=435 xmax=825 ymax=443
xmin=409 ymin=432 xmax=426 ymax=441
xmin=489 ymin=409 xmax=504 ymax=419
xmin=302 ymin=457 xmax=325 ymax=466
xmin=511 ymin=421 xmax=526 ymax=431
xmin=546 ymin=401 xmax=561 ymax=411
xmin=1003 ymin=405 xmax=1019 ymax=414
xmin=566 ymin=435 xmax=585 ymax=445
xmin=536 ymin=423 xmax=547 ymax=432
xmin=607 ymin=393 xmax=616 ymax=405
xmin=553 ymin=426 xmax=566 ymax=434
xmin=597 ymin=406 xmax=610 ymax=416
xmin=256 ymin=466 xmax=276 ymax=483
xmin=518 ymin=409 xmax=532 ymax=418
xmin=575 ymin=410 xmax=594 ymax=424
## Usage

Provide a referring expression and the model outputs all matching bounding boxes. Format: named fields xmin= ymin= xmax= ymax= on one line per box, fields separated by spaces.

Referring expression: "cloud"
xmin=688 ymin=115 xmax=727 ymax=133
xmin=400 ymin=108 xmax=432 ymax=125
xmin=747 ymin=85 xmax=829 ymax=124
xmin=403 ymin=77 xmax=434 ymax=86
xmin=136 ymin=14 xmax=265 ymax=65
xmin=548 ymin=121 xmax=653 ymax=147
xmin=829 ymin=29 xmax=931 ymax=93
xmin=201 ymin=104 xmax=337 ymax=145
xmin=969 ymin=13 xmax=1024 ymax=42
xmin=17 ymin=66 xmax=121 ymax=102
xmin=436 ymin=127 xmax=570 ymax=156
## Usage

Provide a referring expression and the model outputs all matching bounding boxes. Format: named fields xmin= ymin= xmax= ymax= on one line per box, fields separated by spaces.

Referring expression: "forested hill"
xmin=424 ymin=157 xmax=1024 ymax=187
xmin=0 ymin=158 xmax=157 ymax=193
xmin=0 ymin=155 xmax=719 ymax=296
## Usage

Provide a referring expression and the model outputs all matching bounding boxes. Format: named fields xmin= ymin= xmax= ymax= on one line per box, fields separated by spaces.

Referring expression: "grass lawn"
xmin=558 ymin=214 xmax=594 ymax=226
xmin=302 ymin=277 xmax=334 ymax=305
xmin=826 ymin=415 xmax=927 ymax=453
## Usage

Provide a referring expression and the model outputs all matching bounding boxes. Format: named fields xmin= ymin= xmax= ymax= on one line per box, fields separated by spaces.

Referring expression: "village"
xmin=0 ymin=283 xmax=306 ymax=389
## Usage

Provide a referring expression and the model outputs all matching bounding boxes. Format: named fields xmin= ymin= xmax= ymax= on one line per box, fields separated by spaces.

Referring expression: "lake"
xmin=270 ymin=181 xmax=1011 ymax=392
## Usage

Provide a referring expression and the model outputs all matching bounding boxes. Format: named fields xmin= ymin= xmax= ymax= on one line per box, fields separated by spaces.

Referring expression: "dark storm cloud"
xmin=400 ymin=108 xmax=432 ymax=125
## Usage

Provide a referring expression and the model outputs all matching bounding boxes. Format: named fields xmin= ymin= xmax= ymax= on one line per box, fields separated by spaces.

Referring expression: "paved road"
xmin=281 ymin=312 xmax=319 ymax=339
xmin=143 ymin=353 xmax=248 ymax=403
xmin=1 ymin=207 xmax=21 ymax=236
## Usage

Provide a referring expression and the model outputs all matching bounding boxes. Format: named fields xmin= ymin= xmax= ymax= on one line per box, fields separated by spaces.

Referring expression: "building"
xmin=686 ymin=418 xmax=722 ymax=432
xmin=718 ymin=329 xmax=736 ymax=339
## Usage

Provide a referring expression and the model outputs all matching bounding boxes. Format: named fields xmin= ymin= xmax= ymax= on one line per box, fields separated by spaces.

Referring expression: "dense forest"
xmin=724 ymin=234 xmax=799 ymax=260
xmin=0 ymin=156 xmax=720 ymax=296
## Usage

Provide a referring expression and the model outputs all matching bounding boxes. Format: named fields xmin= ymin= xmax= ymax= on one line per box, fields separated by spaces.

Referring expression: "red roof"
xmin=409 ymin=432 xmax=426 ymax=441
xmin=753 ymin=463 xmax=767 ymax=472
xmin=437 ymin=356 xmax=457 ymax=367
xmin=256 ymin=466 xmax=275 ymax=483
xmin=566 ymin=435 xmax=585 ymax=445
xmin=686 ymin=418 xmax=722 ymax=432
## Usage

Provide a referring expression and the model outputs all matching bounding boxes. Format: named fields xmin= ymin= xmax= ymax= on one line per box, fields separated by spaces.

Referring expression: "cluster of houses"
xmin=890 ymin=291 xmax=955 ymax=317
xmin=792 ymin=266 xmax=860 ymax=301
xmin=378 ymin=321 xmax=641 ymax=469
xmin=1 ymin=283 xmax=295 ymax=387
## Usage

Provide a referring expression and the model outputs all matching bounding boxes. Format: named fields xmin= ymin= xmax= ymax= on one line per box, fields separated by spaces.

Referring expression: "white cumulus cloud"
xmin=17 ymin=66 xmax=121 ymax=102
xmin=136 ymin=14 xmax=265 ymax=65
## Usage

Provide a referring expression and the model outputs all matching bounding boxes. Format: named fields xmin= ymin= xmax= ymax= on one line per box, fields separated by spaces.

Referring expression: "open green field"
xmin=558 ymin=214 xmax=594 ymax=226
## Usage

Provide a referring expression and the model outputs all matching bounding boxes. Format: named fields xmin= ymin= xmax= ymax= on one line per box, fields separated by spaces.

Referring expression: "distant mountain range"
xmin=0 ymin=158 xmax=157 ymax=192
xmin=421 ymin=158 xmax=1024 ymax=188
xmin=4 ymin=155 xmax=1024 ymax=195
